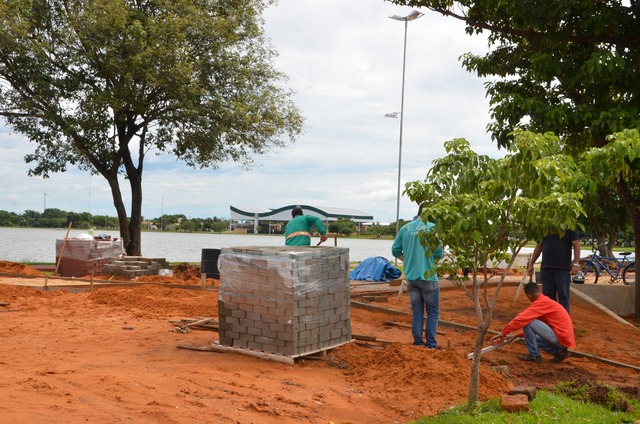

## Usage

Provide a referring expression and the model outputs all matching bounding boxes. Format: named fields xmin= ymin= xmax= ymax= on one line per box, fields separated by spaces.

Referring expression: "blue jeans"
xmin=523 ymin=319 xmax=565 ymax=357
xmin=407 ymin=279 xmax=440 ymax=348
xmin=540 ymin=268 xmax=571 ymax=313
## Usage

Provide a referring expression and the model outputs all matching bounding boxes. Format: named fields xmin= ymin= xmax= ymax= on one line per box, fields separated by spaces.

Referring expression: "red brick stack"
xmin=218 ymin=246 xmax=351 ymax=359
xmin=55 ymin=238 xmax=124 ymax=277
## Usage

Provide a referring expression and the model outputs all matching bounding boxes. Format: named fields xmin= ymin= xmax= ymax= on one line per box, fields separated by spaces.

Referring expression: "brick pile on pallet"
xmin=103 ymin=256 xmax=170 ymax=278
xmin=218 ymin=246 xmax=351 ymax=359
xmin=55 ymin=237 xmax=124 ymax=277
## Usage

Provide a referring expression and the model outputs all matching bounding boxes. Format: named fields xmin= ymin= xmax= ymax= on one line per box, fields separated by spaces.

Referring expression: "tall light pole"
xmin=43 ymin=192 xmax=47 ymax=212
xmin=389 ymin=10 xmax=423 ymax=236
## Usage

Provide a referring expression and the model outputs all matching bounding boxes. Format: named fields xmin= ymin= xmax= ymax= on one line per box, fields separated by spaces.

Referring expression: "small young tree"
xmin=404 ymin=130 xmax=586 ymax=405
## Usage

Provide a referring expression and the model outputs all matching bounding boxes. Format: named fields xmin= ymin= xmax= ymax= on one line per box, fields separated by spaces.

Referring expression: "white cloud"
xmin=0 ymin=0 xmax=504 ymax=223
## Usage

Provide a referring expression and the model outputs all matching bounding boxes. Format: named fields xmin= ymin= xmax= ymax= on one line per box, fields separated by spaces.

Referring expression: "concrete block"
xmin=247 ymin=327 xmax=262 ymax=337
xmin=232 ymin=339 xmax=248 ymax=349
xmin=230 ymin=309 xmax=246 ymax=319
xmin=239 ymin=318 xmax=255 ymax=328
xmin=261 ymin=329 xmax=278 ymax=339
xmin=269 ymin=323 xmax=285 ymax=333
xmin=261 ymin=314 xmax=276 ymax=324
xmin=501 ymin=394 xmax=530 ymax=412
xmin=262 ymin=344 xmax=277 ymax=354
xmin=219 ymin=316 xmax=240 ymax=330
xmin=246 ymin=311 xmax=262 ymax=321
xmin=259 ymin=298 xmax=277 ymax=308
xmin=490 ymin=365 xmax=511 ymax=378
xmin=508 ymin=386 xmax=537 ymax=401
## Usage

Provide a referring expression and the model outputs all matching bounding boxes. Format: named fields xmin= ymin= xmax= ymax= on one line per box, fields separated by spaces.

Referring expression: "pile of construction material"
xmin=218 ymin=246 xmax=351 ymax=359
xmin=103 ymin=256 xmax=170 ymax=278
xmin=55 ymin=236 xmax=124 ymax=277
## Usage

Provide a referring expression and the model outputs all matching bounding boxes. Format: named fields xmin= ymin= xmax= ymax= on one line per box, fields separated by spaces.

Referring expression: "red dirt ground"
xmin=0 ymin=261 xmax=638 ymax=423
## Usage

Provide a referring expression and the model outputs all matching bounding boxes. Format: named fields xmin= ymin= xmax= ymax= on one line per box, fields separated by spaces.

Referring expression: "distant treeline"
xmin=1 ymin=208 xmax=405 ymax=238
xmin=0 ymin=209 xmax=230 ymax=232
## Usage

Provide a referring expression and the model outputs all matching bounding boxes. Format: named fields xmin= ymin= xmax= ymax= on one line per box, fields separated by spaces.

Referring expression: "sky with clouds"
xmin=0 ymin=0 xmax=506 ymax=224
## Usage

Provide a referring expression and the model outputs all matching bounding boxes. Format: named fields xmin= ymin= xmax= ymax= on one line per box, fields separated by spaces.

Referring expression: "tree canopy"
xmin=0 ymin=0 xmax=303 ymax=255
xmin=391 ymin=0 xmax=640 ymax=149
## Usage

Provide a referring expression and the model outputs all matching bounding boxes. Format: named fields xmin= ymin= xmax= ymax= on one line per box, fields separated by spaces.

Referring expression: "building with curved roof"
xmin=230 ymin=205 xmax=373 ymax=234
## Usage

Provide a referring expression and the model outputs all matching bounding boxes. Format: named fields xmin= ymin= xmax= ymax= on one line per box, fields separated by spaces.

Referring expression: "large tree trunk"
xmin=106 ymin=174 xmax=142 ymax=257
xmin=596 ymin=235 xmax=610 ymax=256
xmin=126 ymin=170 xmax=143 ymax=256
xmin=117 ymin=128 xmax=145 ymax=257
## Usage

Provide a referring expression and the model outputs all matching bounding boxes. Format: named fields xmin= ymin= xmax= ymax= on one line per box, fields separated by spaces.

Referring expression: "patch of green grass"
xmin=555 ymin=379 xmax=633 ymax=413
xmin=412 ymin=389 xmax=640 ymax=423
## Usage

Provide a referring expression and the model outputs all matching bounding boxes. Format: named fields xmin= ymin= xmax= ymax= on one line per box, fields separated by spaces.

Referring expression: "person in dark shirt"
xmin=526 ymin=230 xmax=580 ymax=313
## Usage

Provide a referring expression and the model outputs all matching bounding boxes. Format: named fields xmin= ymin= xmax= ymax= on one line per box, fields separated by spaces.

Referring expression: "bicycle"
xmin=577 ymin=242 xmax=635 ymax=285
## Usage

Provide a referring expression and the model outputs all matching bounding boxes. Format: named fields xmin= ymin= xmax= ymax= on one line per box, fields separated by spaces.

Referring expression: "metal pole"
xmin=395 ymin=19 xmax=409 ymax=237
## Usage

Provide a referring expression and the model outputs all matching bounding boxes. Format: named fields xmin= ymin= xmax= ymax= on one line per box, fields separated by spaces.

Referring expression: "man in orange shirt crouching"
xmin=491 ymin=282 xmax=575 ymax=363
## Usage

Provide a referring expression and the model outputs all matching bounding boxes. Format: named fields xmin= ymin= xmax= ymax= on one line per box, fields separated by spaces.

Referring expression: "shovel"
xmin=467 ymin=337 xmax=522 ymax=360
xmin=316 ymin=232 xmax=338 ymax=246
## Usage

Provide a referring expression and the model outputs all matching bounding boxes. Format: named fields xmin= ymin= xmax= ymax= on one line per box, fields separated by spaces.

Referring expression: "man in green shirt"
xmin=392 ymin=203 xmax=444 ymax=348
xmin=284 ymin=206 xmax=328 ymax=246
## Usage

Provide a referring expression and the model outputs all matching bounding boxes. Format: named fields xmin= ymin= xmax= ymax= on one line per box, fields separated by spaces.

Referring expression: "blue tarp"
xmin=349 ymin=256 xmax=402 ymax=282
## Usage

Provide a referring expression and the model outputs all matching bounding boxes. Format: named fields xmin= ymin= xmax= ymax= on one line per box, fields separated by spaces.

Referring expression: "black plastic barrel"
xmin=201 ymin=248 xmax=221 ymax=279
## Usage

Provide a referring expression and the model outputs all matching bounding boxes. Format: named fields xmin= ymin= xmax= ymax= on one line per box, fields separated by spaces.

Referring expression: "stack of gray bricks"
xmin=218 ymin=246 xmax=351 ymax=358
xmin=103 ymin=256 xmax=170 ymax=278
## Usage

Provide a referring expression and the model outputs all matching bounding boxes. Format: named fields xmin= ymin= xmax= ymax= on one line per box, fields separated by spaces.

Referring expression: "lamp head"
xmin=389 ymin=10 xmax=424 ymax=21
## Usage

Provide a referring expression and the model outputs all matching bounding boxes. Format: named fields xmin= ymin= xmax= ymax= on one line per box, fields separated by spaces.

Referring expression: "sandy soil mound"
xmin=0 ymin=260 xmax=46 ymax=276
xmin=88 ymin=285 xmax=217 ymax=318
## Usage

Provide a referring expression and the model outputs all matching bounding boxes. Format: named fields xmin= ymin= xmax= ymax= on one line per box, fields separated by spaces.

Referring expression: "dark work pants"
xmin=539 ymin=267 xmax=571 ymax=313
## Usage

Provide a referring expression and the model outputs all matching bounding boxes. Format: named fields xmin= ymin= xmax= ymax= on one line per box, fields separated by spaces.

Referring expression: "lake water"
xmin=0 ymin=227 xmax=395 ymax=263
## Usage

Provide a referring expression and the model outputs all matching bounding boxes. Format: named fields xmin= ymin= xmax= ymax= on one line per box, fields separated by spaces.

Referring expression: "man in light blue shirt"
xmin=392 ymin=203 xmax=444 ymax=348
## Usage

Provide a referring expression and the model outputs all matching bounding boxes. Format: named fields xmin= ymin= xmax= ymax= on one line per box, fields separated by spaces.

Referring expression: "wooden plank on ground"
xmin=350 ymin=301 xmax=408 ymax=315
xmin=177 ymin=317 xmax=216 ymax=329
xmin=177 ymin=344 xmax=217 ymax=352
xmin=355 ymin=342 xmax=385 ymax=350
xmin=359 ymin=295 xmax=389 ymax=302
xmin=209 ymin=343 xmax=295 ymax=364
xmin=169 ymin=319 xmax=219 ymax=331
xmin=350 ymin=302 xmax=501 ymax=335
xmin=352 ymin=333 xmax=397 ymax=344
xmin=383 ymin=321 xmax=447 ymax=336
xmin=350 ymin=289 xmax=398 ymax=297
xmin=570 ymin=350 xmax=640 ymax=372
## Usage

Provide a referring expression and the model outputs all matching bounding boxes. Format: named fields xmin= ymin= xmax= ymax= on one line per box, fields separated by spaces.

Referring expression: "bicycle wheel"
xmin=582 ymin=262 xmax=600 ymax=284
xmin=622 ymin=262 xmax=636 ymax=285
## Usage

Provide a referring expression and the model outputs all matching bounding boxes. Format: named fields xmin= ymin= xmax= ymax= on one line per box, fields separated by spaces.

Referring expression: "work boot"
xmin=550 ymin=348 xmax=569 ymax=363
xmin=518 ymin=353 xmax=541 ymax=363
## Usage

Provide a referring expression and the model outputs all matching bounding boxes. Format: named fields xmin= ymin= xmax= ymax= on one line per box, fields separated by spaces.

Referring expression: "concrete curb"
xmin=570 ymin=287 xmax=636 ymax=328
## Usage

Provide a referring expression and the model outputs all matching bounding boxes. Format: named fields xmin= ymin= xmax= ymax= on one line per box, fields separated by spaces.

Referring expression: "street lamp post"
xmin=389 ymin=10 xmax=423 ymax=236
